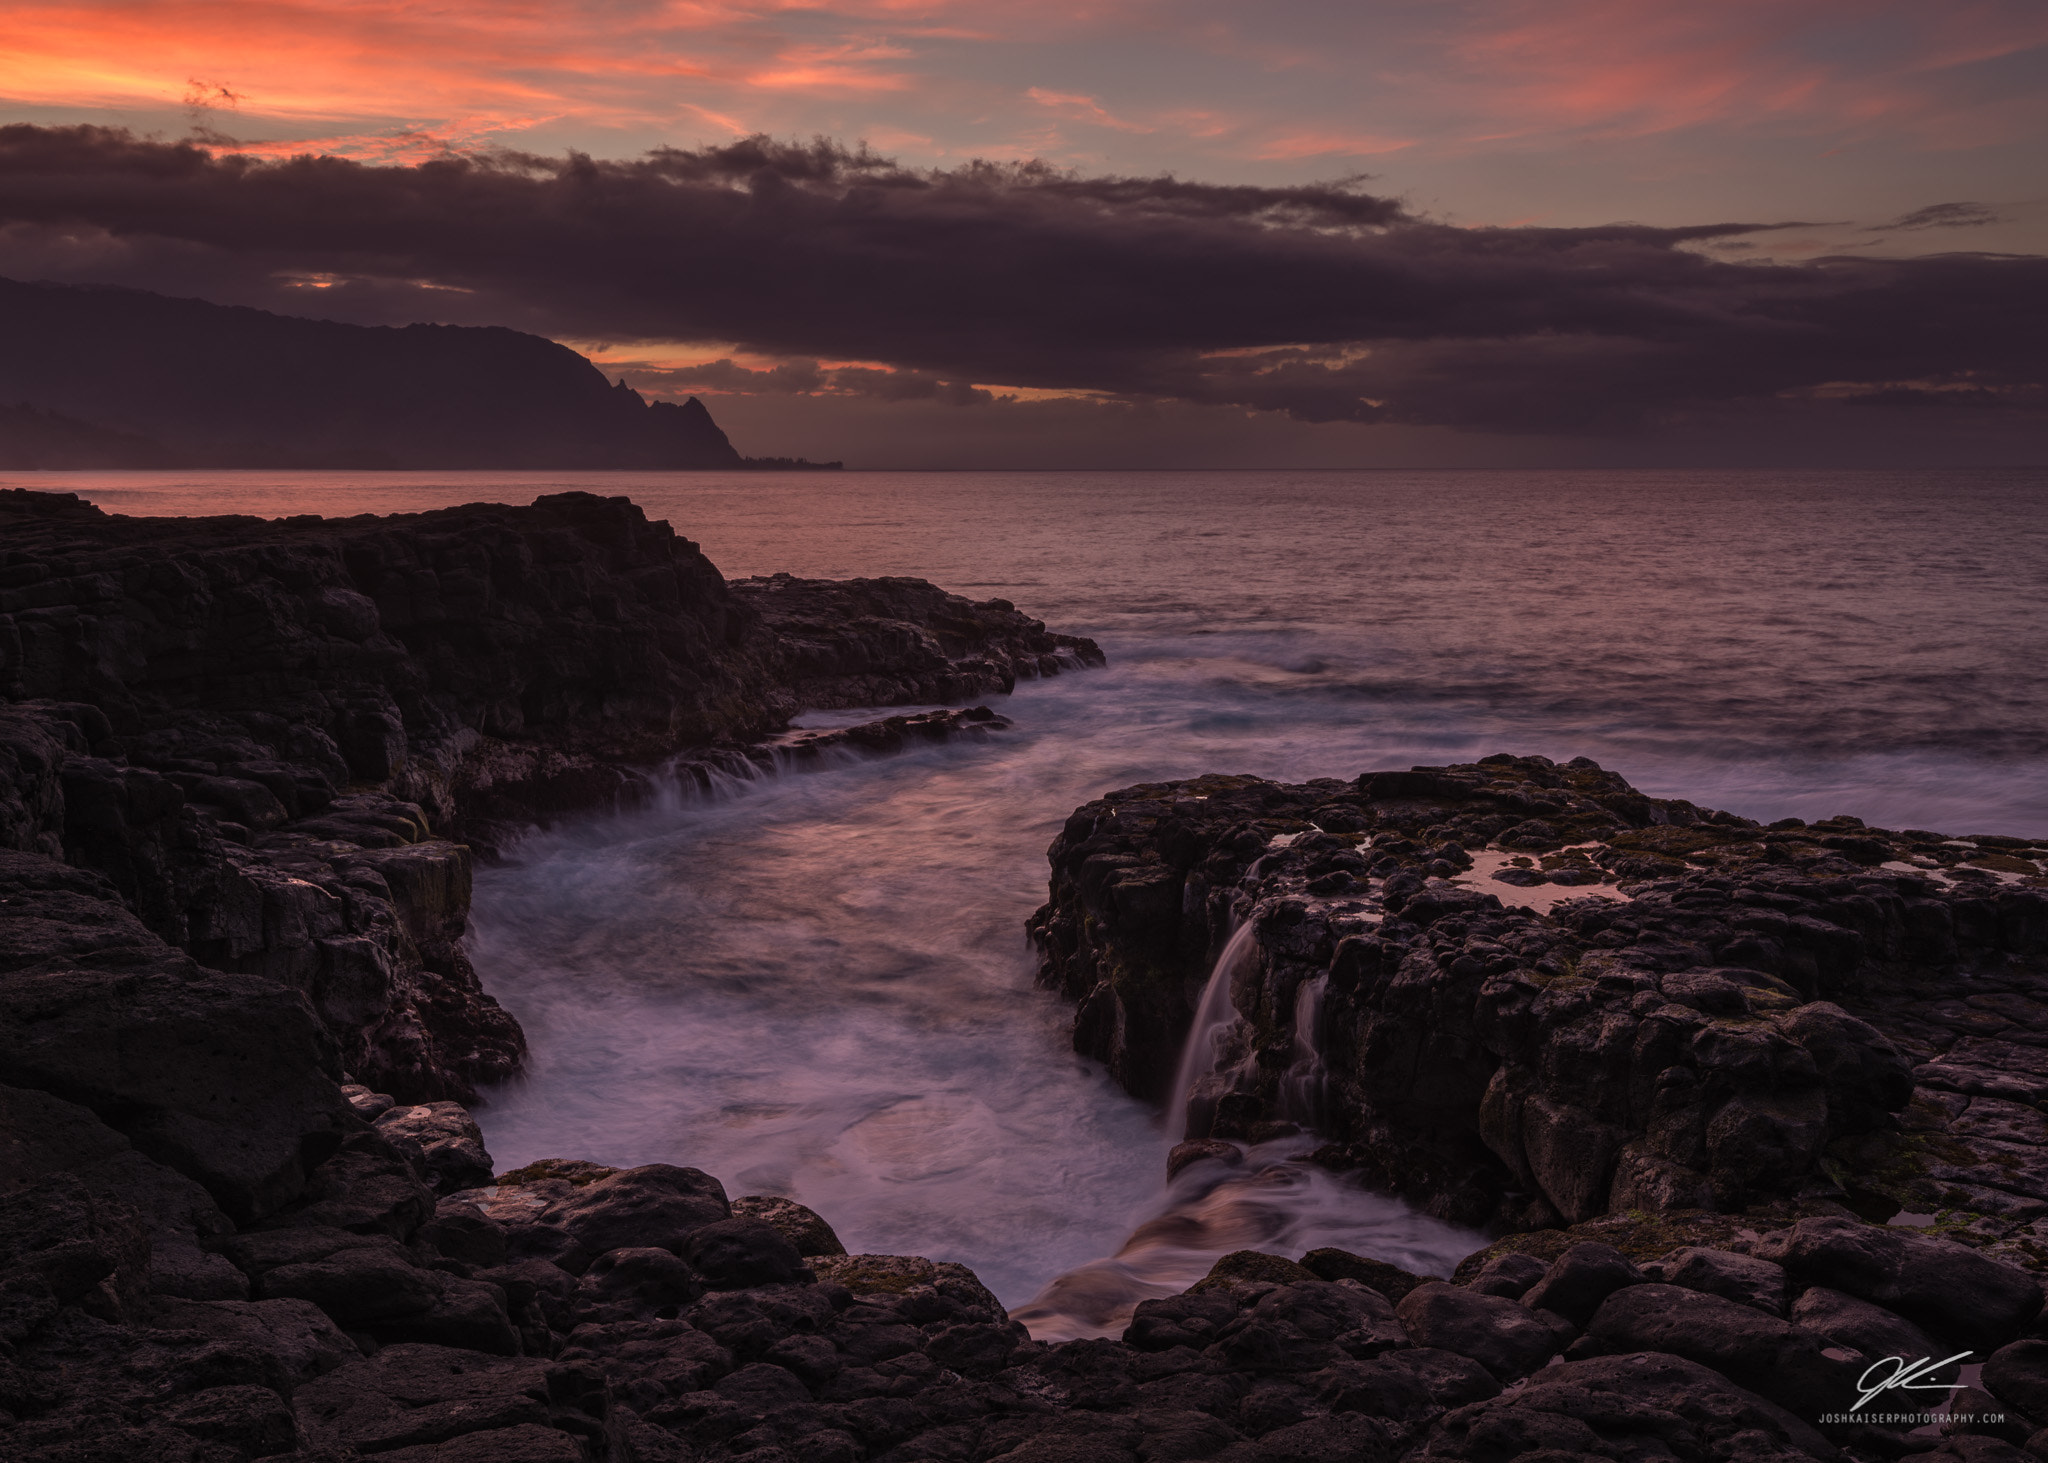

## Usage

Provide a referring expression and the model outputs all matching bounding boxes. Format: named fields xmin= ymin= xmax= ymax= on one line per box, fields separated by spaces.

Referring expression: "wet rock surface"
xmin=1029 ymin=755 xmax=2048 ymax=1262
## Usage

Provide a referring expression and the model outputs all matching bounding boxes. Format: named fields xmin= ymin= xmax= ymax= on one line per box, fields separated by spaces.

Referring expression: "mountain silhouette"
xmin=0 ymin=277 xmax=781 ymax=469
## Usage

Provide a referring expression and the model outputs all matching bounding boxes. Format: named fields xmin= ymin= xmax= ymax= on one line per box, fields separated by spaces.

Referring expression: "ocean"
xmin=31 ymin=465 xmax=2048 ymax=1321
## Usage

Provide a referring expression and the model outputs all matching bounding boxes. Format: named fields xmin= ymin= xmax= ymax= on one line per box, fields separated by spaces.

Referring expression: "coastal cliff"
xmin=0 ymin=489 xmax=2041 ymax=1463
xmin=0 ymin=278 xmax=780 ymax=469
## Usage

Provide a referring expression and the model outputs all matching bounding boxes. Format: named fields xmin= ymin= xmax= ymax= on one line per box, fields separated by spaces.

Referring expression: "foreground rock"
xmin=0 ymin=488 xmax=1106 ymax=1459
xmin=9 ymin=1087 xmax=2028 ymax=1463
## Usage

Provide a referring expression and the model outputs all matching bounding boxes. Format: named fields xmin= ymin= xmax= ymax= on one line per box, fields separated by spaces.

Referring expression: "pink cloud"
xmin=1025 ymin=88 xmax=1153 ymax=133
xmin=1 ymin=0 xmax=2041 ymax=205
xmin=1248 ymin=131 xmax=1414 ymax=161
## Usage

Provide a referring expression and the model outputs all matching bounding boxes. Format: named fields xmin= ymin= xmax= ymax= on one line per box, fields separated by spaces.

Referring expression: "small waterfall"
xmin=647 ymin=736 xmax=877 ymax=815
xmin=1164 ymin=923 xmax=1259 ymax=1143
xmin=1276 ymin=973 xmax=1330 ymax=1129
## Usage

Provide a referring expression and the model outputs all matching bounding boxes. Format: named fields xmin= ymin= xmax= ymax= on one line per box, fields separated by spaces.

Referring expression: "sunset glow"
xmin=2 ymin=0 xmax=2044 ymax=465
xmin=8 ymin=0 xmax=2044 ymax=185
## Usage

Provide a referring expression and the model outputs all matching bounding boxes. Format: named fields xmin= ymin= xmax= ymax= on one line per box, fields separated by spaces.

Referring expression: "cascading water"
xmin=1164 ymin=922 xmax=1260 ymax=1143
xmin=1007 ymin=908 xmax=1481 ymax=1341
xmin=1276 ymin=973 xmax=1331 ymax=1130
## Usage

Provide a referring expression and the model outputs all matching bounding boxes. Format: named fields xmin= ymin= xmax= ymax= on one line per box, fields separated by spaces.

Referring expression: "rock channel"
xmin=0 ymin=487 xmax=1105 ymax=1461
xmin=1 ymin=487 xmax=2042 ymax=1463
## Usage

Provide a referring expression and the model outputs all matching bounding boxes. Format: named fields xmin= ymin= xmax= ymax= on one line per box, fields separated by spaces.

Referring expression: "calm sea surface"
xmin=27 ymin=467 xmax=2048 ymax=1312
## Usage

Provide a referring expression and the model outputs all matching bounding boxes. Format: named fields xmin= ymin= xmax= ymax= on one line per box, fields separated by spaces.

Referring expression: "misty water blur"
xmin=36 ymin=466 xmax=2048 ymax=1319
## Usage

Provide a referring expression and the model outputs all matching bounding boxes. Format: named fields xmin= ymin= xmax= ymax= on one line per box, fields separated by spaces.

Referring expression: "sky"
xmin=2 ymin=0 xmax=2046 ymax=466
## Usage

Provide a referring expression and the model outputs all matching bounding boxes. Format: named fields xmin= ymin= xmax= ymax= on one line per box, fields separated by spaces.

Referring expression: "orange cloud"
xmin=0 ymin=0 xmax=957 ymax=141
xmin=1431 ymin=0 xmax=2048 ymax=146
xmin=0 ymin=0 xmax=2041 ymax=186
xmin=1025 ymin=88 xmax=1152 ymax=133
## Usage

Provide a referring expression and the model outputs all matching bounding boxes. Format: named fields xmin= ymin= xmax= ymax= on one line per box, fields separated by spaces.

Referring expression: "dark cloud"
xmin=0 ymin=124 xmax=2043 ymax=435
xmin=1873 ymin=201 xmax=2005 ymax=231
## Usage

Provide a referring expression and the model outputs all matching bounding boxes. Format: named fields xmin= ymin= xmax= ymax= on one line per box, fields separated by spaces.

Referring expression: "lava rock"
xmin=0 ymin=886 xmax=354 ymax=1223
xmin=1425 ymin=1351 xmax=1836 ymax=1463
xmin=731 ymin=1194 xmax=847 ymax=1257
xmin=375 ymin=1421 xmax=586 ymax=1462
xmin=508 ymin=1163 xmax=731 ymax=1275
xmin=1463 ymin=1252 xmax=1549 ymax=1300
xmin=1756 ymin=1215 xmax=2044 ymax=1348
xmin=292 ymin=1341 xmax=556 ymax=1454
xmin=1656 ymin=1245 xmax=1789 ymax=1316
xmin=1584 ymin=1281 xmax=1865 ymax=1415
xmin=1192 ymin=1251 xmax=1319 ymax=1294
xmin=1299 ymin=1247 xmax=1433 ymax=1301
xmin=1790 ymin=1285 xmax=1943 ymax=1368
xmin=1518 ymin=1241 xmax=1644 ymax=1327
xmin=1987 ymin=1341 xmax=2048 ymax=1421
xmin=1168 ymin=1140 xmax=1246 ymax=1180
xmin=1213 ymin=1280 xmax=1407 ymax=1371
xmin=1394 ymin=1282 xmax=1561 ymax=1382
xmin=1949 ymin=1385 xmax=2037 ymax=1446
xmin=682 ymin=1217 xmax=808 ymax=1290
xmin=377 ymin=1101 xmax=496 ymax=1195
xmin=147 ymin=1295 xmax=360 ymax=1384
xmin=1127 ymin=1289 xmax=1244 ymax=1353
xmin=159 ymin=1382 xmax=301 ymax=1457
xmin=575 ymin=1246 xmax=706 ymax=1322
xmin=420 ymin=1198 xmax=510 ymax=1269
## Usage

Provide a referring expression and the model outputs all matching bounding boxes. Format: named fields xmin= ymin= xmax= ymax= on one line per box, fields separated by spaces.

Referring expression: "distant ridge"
xmin=0 ymin=277 xmax=834 ymax=470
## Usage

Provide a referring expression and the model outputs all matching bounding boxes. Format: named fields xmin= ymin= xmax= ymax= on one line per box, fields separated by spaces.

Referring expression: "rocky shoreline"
xmin=3 ymin=487 xmax=2044 ymax=1463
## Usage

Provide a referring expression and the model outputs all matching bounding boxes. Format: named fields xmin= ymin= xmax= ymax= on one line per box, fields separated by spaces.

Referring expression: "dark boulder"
xmin=0 ymin=885 xmax=354 ymax=1223
xmin=682 ymin=1217 xmax=808 ymax=1290
xmin=507 ymin=1164 xmax=731 ymax=1275
xmin=369 ymin=1274 xmax=522 ymax=1355
xmin=1127 ymin=1289 xmax=1244 ymax=1353
xmin=1518 ymin=1241 xmax=1644 ymax=1327
xmin=292 ymin=1341 xmax=559 ymax=1454
xmin=1584 ymin=1281 xmax=1865 ymax=1415
xmin=1655 ymin=1245 xmax=1790 ymax=1316
xmin=1986 ymin=1340 xmax=2048 ymax=1421
xmin=1169 ymin=1139 xmax=1247 ymax=1180
xmin=259 ymin=1240 xmax=444 ymax=1323
xmin=575 ymin=1246 xmax=706 ymax=1322
xmin=1192 ymin=1251 xmax=1319 ymax=1294
xmin=146 ymin=1295 xmax=359 ymax=1384
xmin=1212 ymin=1280 xmax=1406 ymax=1371
xmin=1755 ymin=1216 xmax=2043 ymax=1348
xmin=1947 ymin=1385 xmax=2036 ymax=1447
xmin=1790 ymin=1285 xmax=1943 ymax=1367
xmin=271 ymin=1127 xmax=436 ymax=1239
xmin=731 ymin=1194 xmax=847 ymax=1257
xmin=375 ymin=1421 xmax=586 ymax=1461
xmin=1299 ymin=1247 xmax=1432 ymax=1301
xmin=1463 ymin=1252 xmax=1547 ymax=1300
xmin=1227 ymin=1412 xmax=1401 ymax=1462
xmin=420 ymin=1198 xmax=510 ymax=1268
xmin=376 ymin=1101 xmax=496 ymax=1195
xmin=1425 ymin=1351 xmax=1838 ymax=1463
xmin=1394 ymin=1282 xmax=1561 ymax=1382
